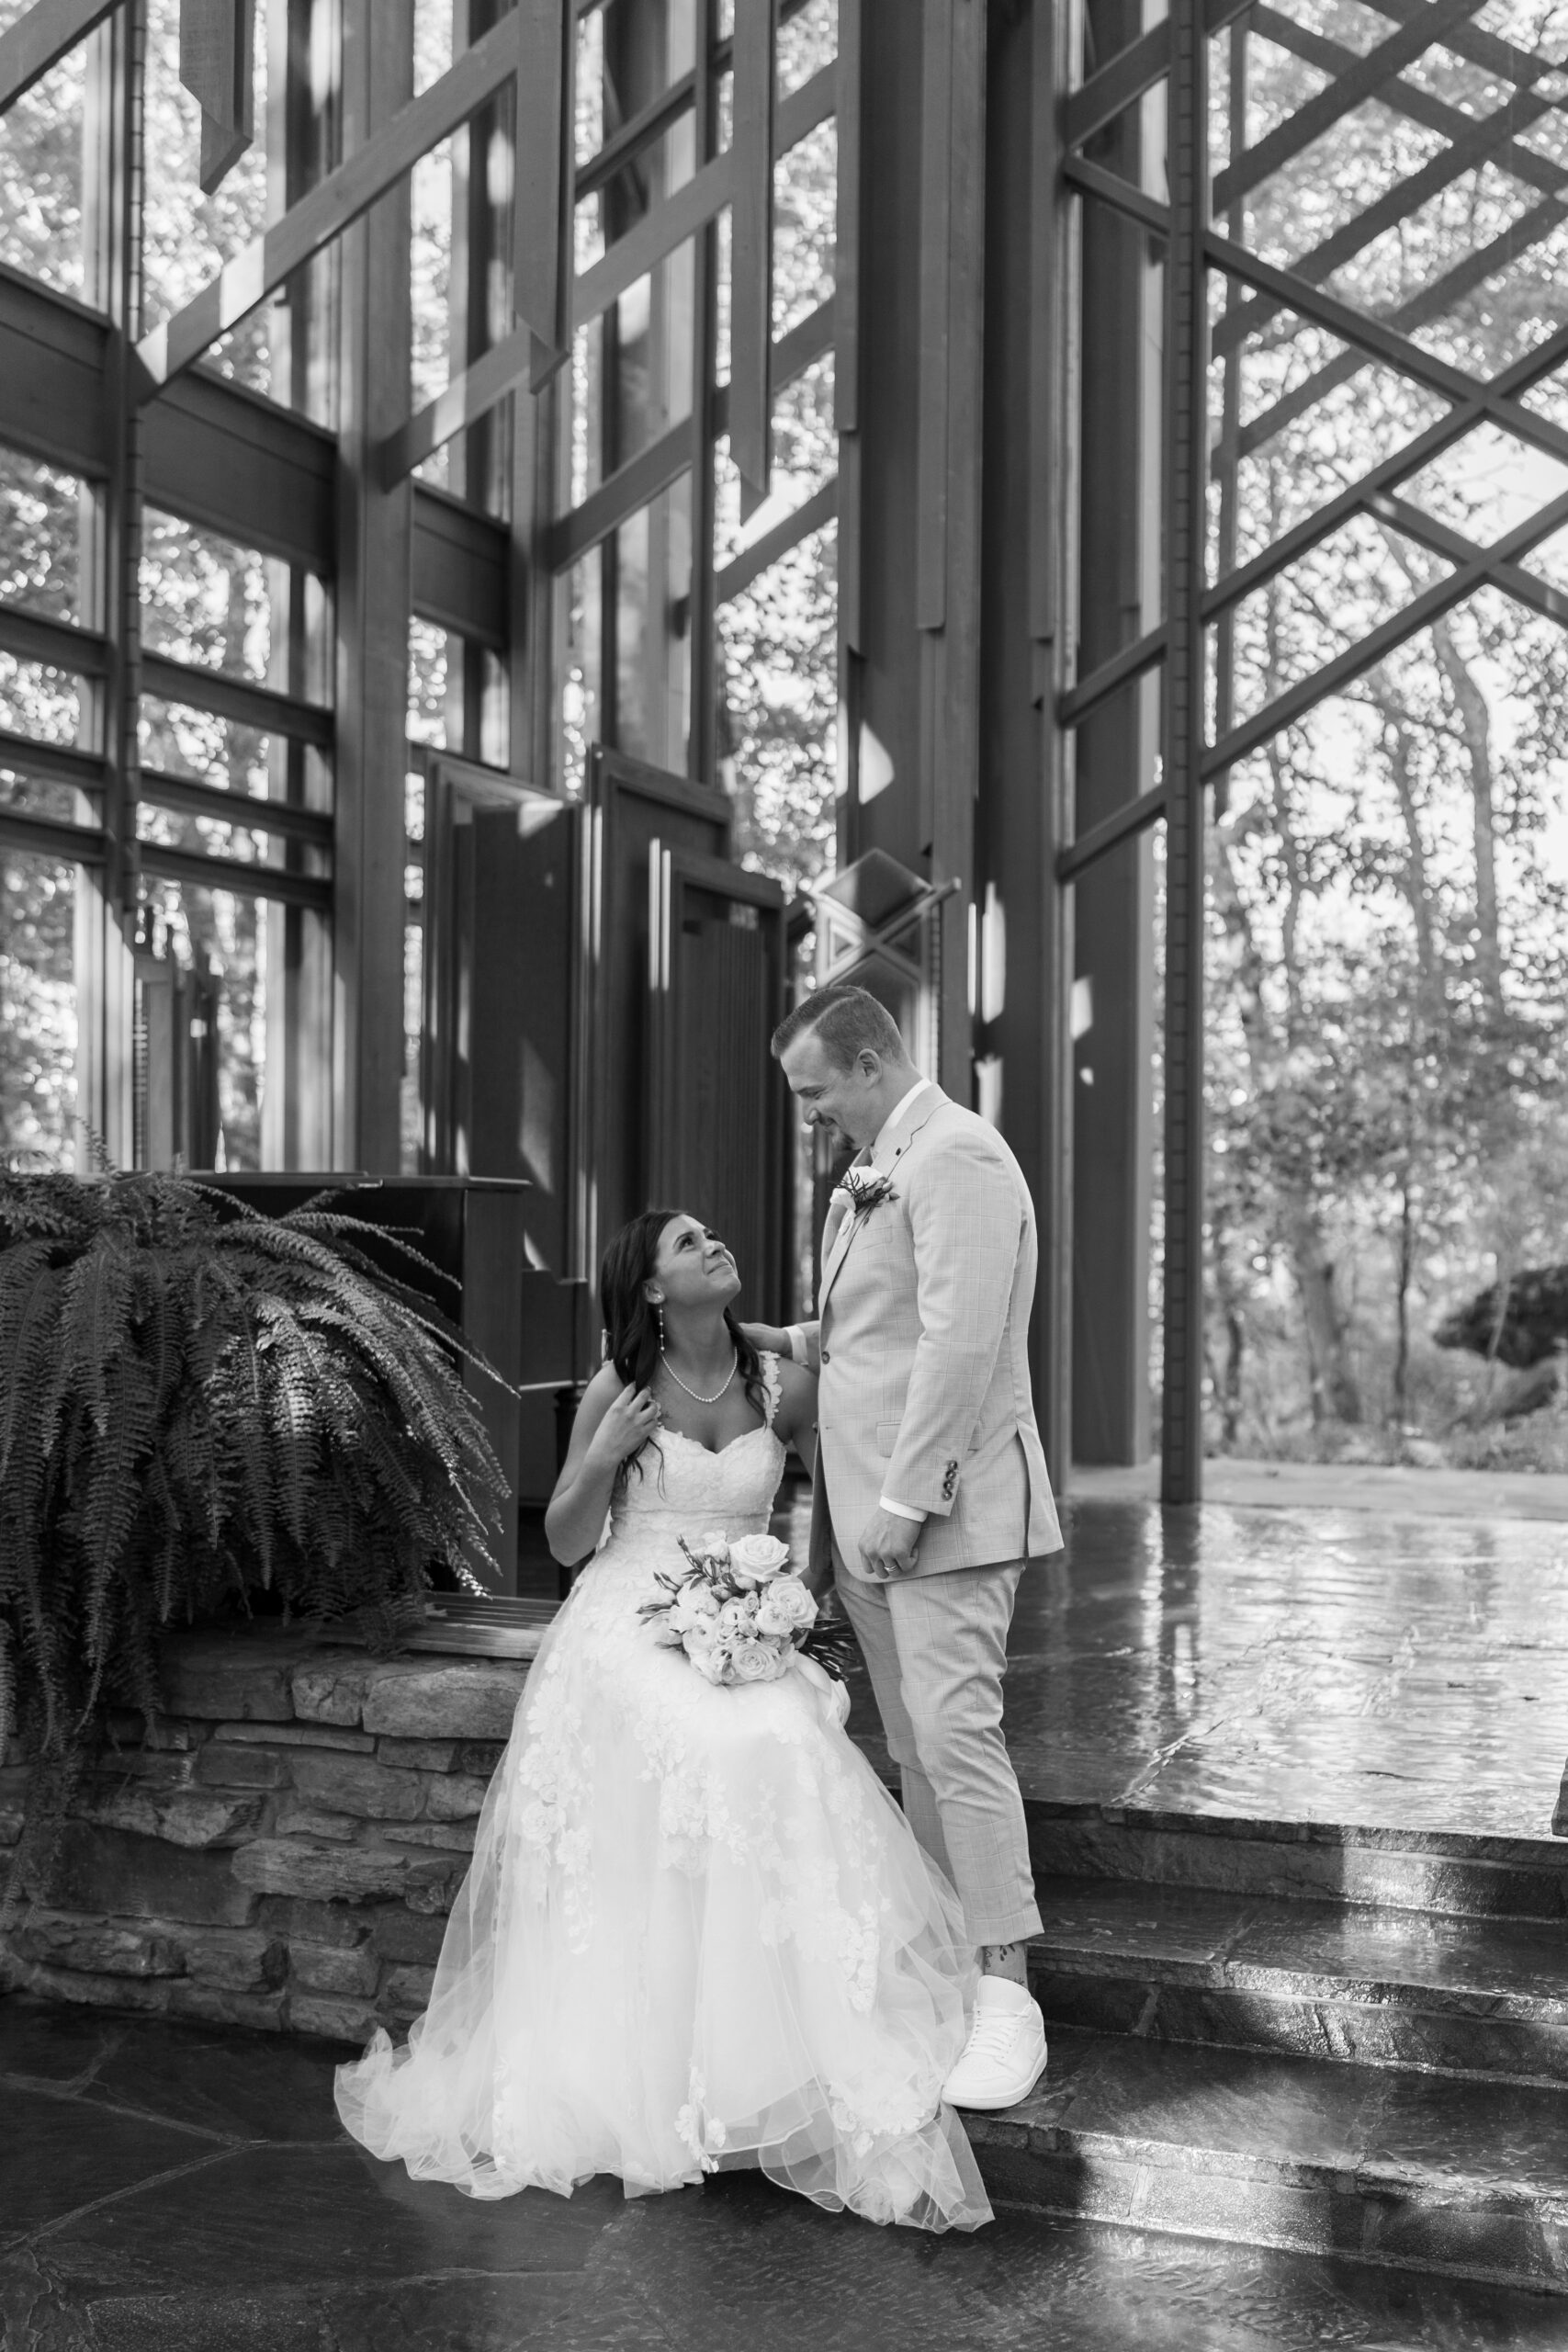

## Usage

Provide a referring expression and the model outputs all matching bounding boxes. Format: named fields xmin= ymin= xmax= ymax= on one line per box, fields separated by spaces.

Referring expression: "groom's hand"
xmin=859 ymin=1507 xmax=922 ymax=1581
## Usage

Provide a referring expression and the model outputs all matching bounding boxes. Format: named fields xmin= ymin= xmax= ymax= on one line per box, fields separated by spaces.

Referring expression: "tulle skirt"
xmin=333 ymin=1547 xmax=991 ymax=2232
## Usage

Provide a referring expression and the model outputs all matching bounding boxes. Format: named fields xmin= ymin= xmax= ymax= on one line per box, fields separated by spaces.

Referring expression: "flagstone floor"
xmin=838 ymin=1493 xmax=1568 ymax=1839
xmin=3 ymin=1996 xmax=1562 ymax=2352
xmin=6 ymin=1488 xmax=1568 ymax=2348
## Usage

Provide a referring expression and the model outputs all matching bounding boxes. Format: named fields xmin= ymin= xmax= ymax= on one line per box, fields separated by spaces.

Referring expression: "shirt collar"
xmin=872 ymin=1078 xmax=932 ymax=1165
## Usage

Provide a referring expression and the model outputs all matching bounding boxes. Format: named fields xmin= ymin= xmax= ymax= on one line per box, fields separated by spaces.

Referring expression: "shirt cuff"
xmin=879 ymin=1496 xmax=927 ymax=1523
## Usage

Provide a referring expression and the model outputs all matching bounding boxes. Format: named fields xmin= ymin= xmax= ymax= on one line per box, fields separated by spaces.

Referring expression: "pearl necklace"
xmin=660 ymin=1347 xmax=739 ymax=1406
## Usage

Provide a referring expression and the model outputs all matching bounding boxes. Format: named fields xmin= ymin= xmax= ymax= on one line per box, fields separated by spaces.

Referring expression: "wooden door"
xmin=647 ymin=844 xmax=787 ymax=1326
xmin=582 ymin=746 xmax=731 ymax=1276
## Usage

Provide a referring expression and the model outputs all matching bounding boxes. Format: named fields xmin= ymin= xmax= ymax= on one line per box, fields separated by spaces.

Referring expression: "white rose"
xmin=728 ymin=1533 xmax=791 ymax=1588
xmin=756 ymin=1577 xmax=817 ymax=1637
xmin=697 ymin=1532 xmax=730 ymax=1560
xmin=731 ymin=1639 xmax=789 ymax=1682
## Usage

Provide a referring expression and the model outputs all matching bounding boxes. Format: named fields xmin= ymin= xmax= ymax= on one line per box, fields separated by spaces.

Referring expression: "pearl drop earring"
xmin=656 ymin=1301 xmax=666 ymax=1351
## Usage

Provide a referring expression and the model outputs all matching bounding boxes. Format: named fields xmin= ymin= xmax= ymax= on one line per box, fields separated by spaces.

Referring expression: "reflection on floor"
xmin=3 ymin=1997 xmax=1562 ymax=2352
xmin=833 ymin=1494 xmax=1568 ymax=1838
xmin=4 ymin=1493 xmax=1568 ymax=2346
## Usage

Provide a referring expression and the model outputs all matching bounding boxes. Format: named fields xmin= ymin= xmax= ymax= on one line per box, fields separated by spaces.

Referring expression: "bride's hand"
xmin=590 ymin=1384 xmax=661 ymax=1464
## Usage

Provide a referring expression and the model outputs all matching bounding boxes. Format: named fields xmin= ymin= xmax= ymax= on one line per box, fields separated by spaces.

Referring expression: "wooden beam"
xmin=1369 ymin=491 xmax=1568 ymax=629
xmin=915 ymin=0 xmax=953 ymax=634
xmin=715 ymin=474 xmax=836 ymax=602
xmin=513 ymin=0 xmax=570 ymax=383
xmin=1235 ymin=187 xmax=1568 ymax=468
xmin=1056 ymin=779 xmax=1168 ymax=880
xmin=0 ymin=0 xmax=115 ymax=115
xmin=411 ymin=480 xmax=509 ymax=646
xmin=379 ymin=49 xmax=836 ymax=493
xmin=1204 ymin=318 xmax=1568 ymax=624
xmin=0 ymin=725 xmax=104 ymax=786
xmin=139 ymin=650 xmax=334 ymax=746
xmin=1059 ymin=621 xmax=1168 ymax=728
xmin=135 ymin=10 xmax=522 ymax=395
xmin=1212 ymin=0 xmax=1480 ymax=213
xmin=139 ymin=768 xmax=336 ymax=849
xmin=334 ymin=0 xmax=417 ymax=1171
xmin=1159 ymin=0 xmax=1208 ymax=1509
xmin=0 ymin=605 xmax=108 ymax=677
xmin=137 ymin=837 xmax=334 ymax=910
xmin=835 ymin=0 xmax=862 ymax=440
xmin=141 ymin=369 xmax=336 ymax=571
xmin=1202 ymin=481 xmax=1568 ymax=783
xmin=0 ymin=262 xmax=111 ymax=475
xmin=545 ymin=295 xmax=833 ymax=571
xmin=1064 ymin=0 xmax=1252 ymax=151
xmin=379 ymin=316 xmax=555 ymax=485
xmin=0 ymin=805 xmax=107 ymax=864
xmin=1208 ymin=225 xmax=1568 ymax=483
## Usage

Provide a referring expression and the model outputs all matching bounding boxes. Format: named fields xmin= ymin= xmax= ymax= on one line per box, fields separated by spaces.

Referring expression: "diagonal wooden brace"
xmin=135 ymin=9 xmax=523 ymax=397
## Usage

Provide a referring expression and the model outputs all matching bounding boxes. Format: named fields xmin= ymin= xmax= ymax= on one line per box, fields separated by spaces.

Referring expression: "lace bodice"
xmin=604 ymin=1351 xmax=785 ymax=1550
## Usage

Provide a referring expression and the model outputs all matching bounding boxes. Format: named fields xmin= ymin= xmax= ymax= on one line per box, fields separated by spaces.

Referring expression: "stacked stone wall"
xmin=0 ymin=1628 xmax=534 ymax=2043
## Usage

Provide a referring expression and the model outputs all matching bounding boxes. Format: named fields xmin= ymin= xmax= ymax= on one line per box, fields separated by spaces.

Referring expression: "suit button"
xmin=820 ymin=1350 xmax=831 ymax=1364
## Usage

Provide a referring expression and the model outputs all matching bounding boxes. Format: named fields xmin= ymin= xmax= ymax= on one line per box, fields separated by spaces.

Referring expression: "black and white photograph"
xmin=2 ymin=0 xmax=1568 ymax=2345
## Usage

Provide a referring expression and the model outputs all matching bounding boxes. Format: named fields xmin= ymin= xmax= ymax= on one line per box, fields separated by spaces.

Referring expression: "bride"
xmin=334 ymin=1208 xmax=991 ymax=2233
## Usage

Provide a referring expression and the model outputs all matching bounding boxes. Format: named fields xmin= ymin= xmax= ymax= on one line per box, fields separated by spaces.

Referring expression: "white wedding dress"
xmin=334 ymin=1354 xmax=991 ymax=2232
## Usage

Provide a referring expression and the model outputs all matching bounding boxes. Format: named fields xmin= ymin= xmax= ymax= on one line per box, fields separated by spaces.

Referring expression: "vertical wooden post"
xmin=919 ymin=0 xmax=984 ymax=1095
xmin=334 ymin=0 xmax=414 ymax=1171
xmin=1159 ymin=0 xmax=1208 ymax=1505
xmin=1032 ymin=0 xmax=1076 ymax=1492
xmin=729 ymin=0 xmax=777 ymax=511
xmin=688 ymin=0 xmax=720 ymax=783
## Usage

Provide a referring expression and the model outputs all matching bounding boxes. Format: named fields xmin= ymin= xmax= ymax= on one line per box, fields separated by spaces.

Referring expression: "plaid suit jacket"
xmin=808 ymin=1085 xmax=1063 ymax=1583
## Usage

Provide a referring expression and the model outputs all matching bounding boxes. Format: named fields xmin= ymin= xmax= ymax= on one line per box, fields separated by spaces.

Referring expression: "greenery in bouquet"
xmin=639 ymin=1532 xmax=856 ymax=1688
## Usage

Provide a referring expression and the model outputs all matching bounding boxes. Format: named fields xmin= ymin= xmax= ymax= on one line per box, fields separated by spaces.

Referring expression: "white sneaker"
xmin=942 ymin=1975 xmax=1048 ymax=2111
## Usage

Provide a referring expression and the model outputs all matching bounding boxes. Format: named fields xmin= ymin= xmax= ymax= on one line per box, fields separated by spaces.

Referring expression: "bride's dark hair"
xmin=599 ymin=1209 xmax=768 ymax=1482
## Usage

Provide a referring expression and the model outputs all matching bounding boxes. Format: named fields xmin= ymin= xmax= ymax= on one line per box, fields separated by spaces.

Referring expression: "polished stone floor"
xmin=7 ymin=1492 xmax=1568 ymax=2346
xmin=837 ymin=1496 xmax=1568 ymax=1842
xmin=3 ymin=1997 xmax=1563 ymax=2352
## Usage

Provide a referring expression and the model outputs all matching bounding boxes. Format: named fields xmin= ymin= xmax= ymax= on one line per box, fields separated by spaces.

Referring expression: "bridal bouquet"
xmin=640 ymin=1532 xmax=855 ymax=1689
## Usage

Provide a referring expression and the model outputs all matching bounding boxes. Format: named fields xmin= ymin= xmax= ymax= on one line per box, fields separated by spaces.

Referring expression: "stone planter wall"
xmin=0 ymin=1627 xmax=534 ymax=2044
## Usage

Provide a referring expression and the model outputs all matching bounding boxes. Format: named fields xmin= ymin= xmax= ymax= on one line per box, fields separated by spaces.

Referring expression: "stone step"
xmin=1026 ymin=1802 xmax=1568 ymax=1924
xmin=963 ymin=2025 xmax=1568 ymax=2296
xmin=1029 ymin=1876 xmax=1568 ymax=2085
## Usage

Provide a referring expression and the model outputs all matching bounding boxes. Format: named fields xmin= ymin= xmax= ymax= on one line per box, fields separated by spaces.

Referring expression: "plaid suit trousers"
xmin=836 ymin=1558 xmax=1042 ymax=1949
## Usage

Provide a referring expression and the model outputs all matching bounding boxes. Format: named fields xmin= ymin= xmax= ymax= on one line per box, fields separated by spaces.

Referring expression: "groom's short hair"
xmin=772 ymin=983 xmax=909 ymax=1070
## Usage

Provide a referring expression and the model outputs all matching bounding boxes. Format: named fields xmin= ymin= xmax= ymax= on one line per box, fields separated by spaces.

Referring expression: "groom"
xmin=753 ymin=981 xmax=1062 ymax=2111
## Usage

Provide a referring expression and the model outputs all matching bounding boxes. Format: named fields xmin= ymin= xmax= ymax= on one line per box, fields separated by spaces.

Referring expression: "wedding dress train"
xmin=334 ymin=1355 xmax=991 ymax=2232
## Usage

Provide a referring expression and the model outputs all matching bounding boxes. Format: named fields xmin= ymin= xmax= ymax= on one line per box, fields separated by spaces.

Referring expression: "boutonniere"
xmin=831 ymin=1170 xmax=898 ymax=1220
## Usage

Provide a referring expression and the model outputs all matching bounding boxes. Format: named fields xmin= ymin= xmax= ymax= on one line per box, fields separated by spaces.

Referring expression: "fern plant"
xmin=0 ymin=1171 xmax=508 ymax=1771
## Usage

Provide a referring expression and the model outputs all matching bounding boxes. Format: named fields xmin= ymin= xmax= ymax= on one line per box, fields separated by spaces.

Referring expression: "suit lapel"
xmin=818 ymin=1149 xmax=870 ymax=1310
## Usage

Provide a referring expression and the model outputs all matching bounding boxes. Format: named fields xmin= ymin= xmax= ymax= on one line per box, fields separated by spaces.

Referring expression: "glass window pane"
xmin=139 ymin=696 xmax=332 ymax=817
xmin=141 ymin=0 xmax=275 ymax=396
xmin=0 ymin=656 xmax=86 ymax=749
xmin=716 ymin=516 xmax=837 ymax=895
xmin=141 ymin=514 xmax=326 ymax=696
xmin=0 ymin=15 xmax=85 ymax=300
xmin=0 ymin=447 xmax=86 ymax=624
xmin=409 ymin=618 xmax=456 ymax=748
xmin=0 ymin=845 xmax=81 ymax=1165
xmin=136 ymin=877 xmax=331 ymax=1170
